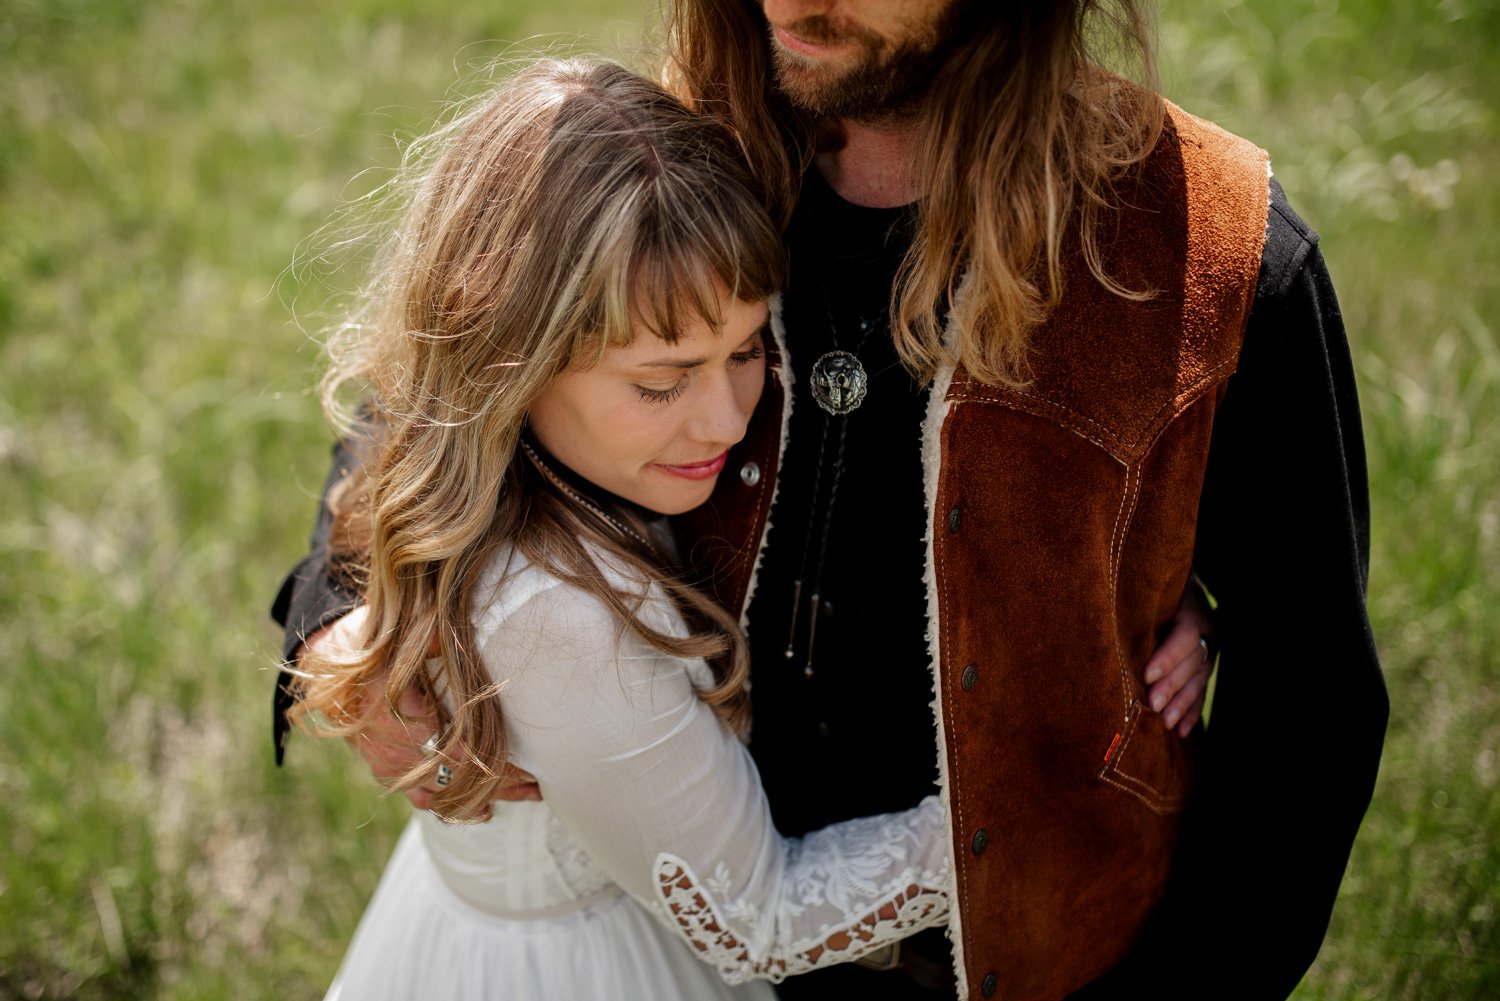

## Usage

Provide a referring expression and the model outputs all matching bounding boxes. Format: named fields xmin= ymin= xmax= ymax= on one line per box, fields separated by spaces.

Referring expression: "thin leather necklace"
xmin=519 ymin=438 xmax=660 ymax=558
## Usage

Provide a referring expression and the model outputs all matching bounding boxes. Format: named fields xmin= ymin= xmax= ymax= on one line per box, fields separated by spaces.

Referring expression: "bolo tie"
xmin=784 ymin=301 xmax=899 ymax=677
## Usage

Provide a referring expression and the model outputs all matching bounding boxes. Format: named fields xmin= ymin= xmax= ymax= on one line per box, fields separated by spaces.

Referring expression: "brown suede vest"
xmin=677 ymin=104 xmax=1269 ymax=1001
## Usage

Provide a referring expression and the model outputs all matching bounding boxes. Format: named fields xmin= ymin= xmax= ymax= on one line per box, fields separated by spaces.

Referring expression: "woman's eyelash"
xmin=637 ymin=382 xmax=687 ymax=404
xmin=635 ymin=344 xmax=761 ymax=403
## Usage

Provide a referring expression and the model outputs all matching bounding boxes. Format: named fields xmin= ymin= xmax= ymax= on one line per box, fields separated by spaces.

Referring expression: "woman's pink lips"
xmin=653 ymin=452 xmax=729 ymax=481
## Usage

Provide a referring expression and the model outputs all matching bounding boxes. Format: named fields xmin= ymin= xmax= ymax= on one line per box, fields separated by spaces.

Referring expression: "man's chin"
xmin=771 ymin=56 xmax=851 ymax=114
xmin=768 ymin=3 xmax=965 ymax=121
xmin=774 ymin=72 xmax=911 ymax=123
xmin=771 ymin=46 xmax=941 ymax=122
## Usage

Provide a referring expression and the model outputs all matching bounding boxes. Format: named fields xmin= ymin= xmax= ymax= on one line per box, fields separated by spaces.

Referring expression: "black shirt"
xmin=744 ymin=167 xmax=937 ymax=837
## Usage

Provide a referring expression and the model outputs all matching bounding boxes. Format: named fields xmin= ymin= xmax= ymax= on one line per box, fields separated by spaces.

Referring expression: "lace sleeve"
xmin=654 ymin=800 xmax=949 ymax=983
xmin=477 ymin=570 xmax=952 ymax=983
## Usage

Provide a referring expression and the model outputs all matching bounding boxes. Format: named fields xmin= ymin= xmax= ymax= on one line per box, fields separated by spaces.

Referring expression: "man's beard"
xmin=767 ymin=12 xmax=957 ymax=122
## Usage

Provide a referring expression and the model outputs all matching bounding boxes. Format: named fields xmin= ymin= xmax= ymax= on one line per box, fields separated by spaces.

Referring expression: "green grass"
xmin=2 ymin=0 xmax=1495 ymax=997
xmin=0 ymin=2 xmax=638 ymax=997
xmin=1160 ymin=2 xmax=1500 ymax=996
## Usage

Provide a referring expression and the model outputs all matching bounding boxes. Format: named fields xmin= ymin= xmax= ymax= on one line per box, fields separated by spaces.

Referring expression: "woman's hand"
xmin=304 ymin=608 xmax=542 ymax=809
xmin=1141 ymin=583 xmax=1217 ymax=737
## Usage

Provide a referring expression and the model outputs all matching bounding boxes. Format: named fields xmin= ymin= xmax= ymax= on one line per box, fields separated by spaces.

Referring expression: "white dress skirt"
xmin=326 ymin=811 xmax=771 ymax=1001
xmin=323 ymin=547 xmax=953 ymax=999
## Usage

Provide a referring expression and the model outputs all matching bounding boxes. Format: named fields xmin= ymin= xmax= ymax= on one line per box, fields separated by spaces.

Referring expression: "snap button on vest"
xmin=961 ymin=663 xmax=979 ymax=691
xmin=981 ymin=972 xmax=998 ymax=997
xmin=947 ymin=506 xmax=961 ymax=533
xmin=739 ymin=461 xmax=761 ymax=486
xmin=971 ymin=828 xmax=988 ymax=856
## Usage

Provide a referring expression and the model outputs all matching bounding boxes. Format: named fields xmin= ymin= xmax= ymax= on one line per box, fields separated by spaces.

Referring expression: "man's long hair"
xmin=664 ymin=0 xmax=1163 ymax=388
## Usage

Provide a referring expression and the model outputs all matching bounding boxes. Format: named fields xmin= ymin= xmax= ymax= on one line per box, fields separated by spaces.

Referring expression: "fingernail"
xmin=1151 ymin=694 xmax=1165 ymax=712
xmin=1163 ymin=709 xmax=1180 ymax=728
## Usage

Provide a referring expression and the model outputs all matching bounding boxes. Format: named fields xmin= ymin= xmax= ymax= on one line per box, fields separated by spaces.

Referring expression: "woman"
xmin=290 ymin=58 xmax=953 ymax=1000
xmin=287 ymin=59 xmax=1212 ymax=999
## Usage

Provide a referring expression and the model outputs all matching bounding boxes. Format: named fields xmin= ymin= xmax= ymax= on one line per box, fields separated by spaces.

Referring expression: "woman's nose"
xmin=690 ymin=372 xmax=753 ymax=445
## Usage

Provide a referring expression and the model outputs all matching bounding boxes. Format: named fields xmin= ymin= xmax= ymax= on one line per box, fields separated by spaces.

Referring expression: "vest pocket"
xmin=1096 ymin=699 xmax=1192 ymax=814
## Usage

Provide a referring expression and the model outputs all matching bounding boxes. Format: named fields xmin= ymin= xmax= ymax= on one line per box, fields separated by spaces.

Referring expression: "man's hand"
xmin=303 ymin=608 xmax=542 ymax=809
xmin=1141 ymin=584 xmax=1217 ymax=737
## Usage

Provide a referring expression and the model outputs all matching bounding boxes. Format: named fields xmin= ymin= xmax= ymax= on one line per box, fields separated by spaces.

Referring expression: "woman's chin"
xmin=632 ymin=477 xmax=719 ymax=517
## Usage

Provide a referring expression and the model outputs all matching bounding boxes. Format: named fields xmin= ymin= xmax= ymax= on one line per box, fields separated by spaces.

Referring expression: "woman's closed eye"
xmin=729 ymin=343 xmax=764 ymax=367
xmin=636 ymin=380 xmax=688 ymax=404
xmin=635 ymin=339 xmax=763 ymax=404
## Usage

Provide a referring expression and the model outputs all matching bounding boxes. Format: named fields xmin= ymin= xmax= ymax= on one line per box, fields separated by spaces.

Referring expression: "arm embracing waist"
xmin=484 ymin=570 xmax=952 ymax=983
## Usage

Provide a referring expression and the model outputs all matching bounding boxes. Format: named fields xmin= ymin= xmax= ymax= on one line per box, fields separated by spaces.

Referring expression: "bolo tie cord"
xmin=784 ymin=309 xmax=886 ymax=677
xmin=783 ymin=411 xmax=851 ymax=677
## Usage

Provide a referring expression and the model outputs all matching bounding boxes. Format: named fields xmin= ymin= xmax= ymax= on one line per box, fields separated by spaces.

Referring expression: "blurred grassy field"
xmin=1 ymin=0 xmax=1495 ymax=997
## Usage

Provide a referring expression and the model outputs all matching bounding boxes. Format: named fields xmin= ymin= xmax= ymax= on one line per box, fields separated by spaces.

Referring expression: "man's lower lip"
xmin=654 ymin=453 xmax=729 ymax=480
xmin=773 ymin=25 xmax=842 ymax=58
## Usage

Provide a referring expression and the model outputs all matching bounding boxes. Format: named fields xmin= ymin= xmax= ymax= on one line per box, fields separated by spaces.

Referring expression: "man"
xmin=274 ymin=2 xmax=1387 ymax=998
xmin=660 ymin=3 xmax=1385 ymax=998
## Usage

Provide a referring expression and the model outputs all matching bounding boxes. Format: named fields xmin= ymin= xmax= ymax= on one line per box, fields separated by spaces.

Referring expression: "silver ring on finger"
xmin=1197 ymin=636 xmax=1211 ymax=660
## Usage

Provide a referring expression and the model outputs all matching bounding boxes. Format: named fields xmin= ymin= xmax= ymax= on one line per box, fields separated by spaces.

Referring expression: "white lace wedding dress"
xmin=325 ymin=547 xmax=951 ymax=1000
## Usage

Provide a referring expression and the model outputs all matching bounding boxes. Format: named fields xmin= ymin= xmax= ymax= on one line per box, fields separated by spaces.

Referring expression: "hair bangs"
xmin=581 ymin=164 xmax=784 ymax=358
xmin=641 ymin=168 xmax=786 ymax=338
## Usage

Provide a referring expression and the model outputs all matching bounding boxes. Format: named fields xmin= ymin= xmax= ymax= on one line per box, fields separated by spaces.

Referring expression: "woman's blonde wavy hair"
xmin=291 ymin=59 xmax=785 ymax=823
xmin=663 ymin=0 xmax=1164 ymax=388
